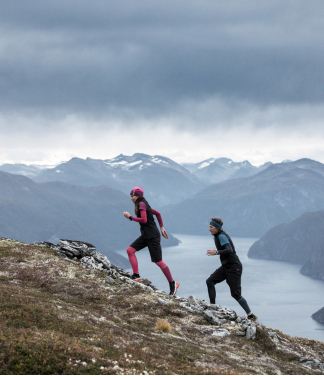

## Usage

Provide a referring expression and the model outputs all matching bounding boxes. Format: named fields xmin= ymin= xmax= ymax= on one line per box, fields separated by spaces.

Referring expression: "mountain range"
xmin=12 ymin=154 xmax=203 ymax=207
xmin=0 ymin=171 xmax=180 ymax=267
xmin=163 ymin=158 xmax=324 ymax=237
xmin=0 ymin=155 xmax=273 ymax=206
xmin=183 ymin=157 xmax=272 ymax=184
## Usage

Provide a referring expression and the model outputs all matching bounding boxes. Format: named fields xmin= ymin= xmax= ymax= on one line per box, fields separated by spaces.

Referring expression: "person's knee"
xmin=156 ymin=260 xmax=166 ymax=268
xmin=231 ymin=292 xmax=241 ymax=301
xmin=206 ymin=278 xmax=214 ymax=287
xmin=126 ymin=246 xmax=136 ymax=256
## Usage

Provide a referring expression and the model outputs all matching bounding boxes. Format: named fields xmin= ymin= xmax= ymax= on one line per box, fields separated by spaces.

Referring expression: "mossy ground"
xmin=0 ymin=240 xmax=323 ymax=375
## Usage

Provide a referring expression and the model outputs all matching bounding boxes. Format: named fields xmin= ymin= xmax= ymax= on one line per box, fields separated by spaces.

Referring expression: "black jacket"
xmin=214 ymin=230 xmax=242 ymax=269
xmin=136 ymin=198 xmax=160 ymax=239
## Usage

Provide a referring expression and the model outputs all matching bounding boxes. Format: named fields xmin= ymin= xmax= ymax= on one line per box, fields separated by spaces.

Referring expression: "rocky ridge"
xmin=0 ymin=237 xmax=324 ymax=374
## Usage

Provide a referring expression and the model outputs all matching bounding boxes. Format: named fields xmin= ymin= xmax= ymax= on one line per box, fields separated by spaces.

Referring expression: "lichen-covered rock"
xmin=81 ymin=256 xmax=103 ymax=270
xmin=93 ymin=252 xmax=111 ymax=269
xmin=212 ymin=328 xmax=230 ymax=338
xmin=104 ymin=276 xmax=116 ymax=285
xmin=203 ymin=309 xmax=227 ymax=326
xmin=246 ymin=323 xmax=257 ymax=339
xmin=157 ymin=297 xmax=171 ymax=305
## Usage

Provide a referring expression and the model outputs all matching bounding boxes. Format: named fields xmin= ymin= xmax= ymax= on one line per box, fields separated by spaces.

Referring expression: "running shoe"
xmin=247 ymin=313 xmax=258 ymax=322
xmin=169 ymin=280 xmax=180 ymax=296
xmin=131 ymin=273 xmax=141 ymax=283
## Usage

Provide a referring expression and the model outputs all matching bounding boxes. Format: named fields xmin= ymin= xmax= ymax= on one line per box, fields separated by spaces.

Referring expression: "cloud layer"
xmin=0 ymin=0 xmax=324 ymax=164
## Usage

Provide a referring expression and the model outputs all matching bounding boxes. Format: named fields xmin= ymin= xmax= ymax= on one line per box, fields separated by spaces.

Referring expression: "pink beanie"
xmin=130 ymin=186 xmax=144 ymax=197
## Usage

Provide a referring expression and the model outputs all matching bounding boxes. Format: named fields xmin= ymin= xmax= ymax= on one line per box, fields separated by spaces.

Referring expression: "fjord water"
xmin=116 ymin=234 xmax=324 ymax=342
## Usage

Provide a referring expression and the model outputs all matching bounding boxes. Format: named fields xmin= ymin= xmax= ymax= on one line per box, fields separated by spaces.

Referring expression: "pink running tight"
xmin=156 ymin=260 xmax=173 ymax=282
xmin=126 ymin=247 xmax=173 ymax=282
xmin=127 ymin=246 xmax=139 ymax=274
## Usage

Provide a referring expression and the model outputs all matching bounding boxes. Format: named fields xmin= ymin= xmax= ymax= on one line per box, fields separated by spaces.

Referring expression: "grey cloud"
xmin=0 ymin=0 xmax=324 ymax=119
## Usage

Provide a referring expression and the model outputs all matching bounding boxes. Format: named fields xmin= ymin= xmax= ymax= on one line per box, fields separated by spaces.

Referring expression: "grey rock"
xmin=59 ymin=239 xmax=96 ymax=257
xmin=104 ymin=276 xmax=116 ymax=285
xmin=157 ymin=297 xmax=171 ymax=305
xmin=136 ymin=283 xmax=154 ymax=292
xmin=120 ymin=276 xmax=136 ymax=285
xmin=55 ymin=250 xmax=68 ymax=258
xmin=93 ymin=252 xmax=111 ymax=269
xmin=203 ymin=309 xmax=227 ymax=326
xmin=179 ymin=302 xmax=196 ymax=313
xmin=212 ymin=328 xmax=230 ymax=338
xmin=235 ymin=330 xmax=246 ymax=336
xmin=299 ymin=359 xmax=324 ymax=370
xmin=81 ymin=256 xmax=103 ymax=270
xmin=60 ymin=244 xmax=81 ymax=257
xmin=107 ymin=269 xmax=121 ymax=279
xmin=246 ymin=324 xmax=257 ymax=339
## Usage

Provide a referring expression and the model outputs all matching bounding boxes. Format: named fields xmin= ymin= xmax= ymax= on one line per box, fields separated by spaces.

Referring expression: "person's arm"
xmin=216 ymin=234 xmax=234 ymax=255
xmin=217 ymin=243 xmax=234 ymax=255
xmin=131 ymin=210 xmax=147 ymax=224
xmin=152 ymin=208 xmax=168 ymax=239
xmin=152 ymin=208 xmax=163 ymax=227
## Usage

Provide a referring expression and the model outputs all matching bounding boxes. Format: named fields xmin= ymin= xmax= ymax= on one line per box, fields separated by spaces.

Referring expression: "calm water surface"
xmin=116 ymin=234 xmax=324 ymax=342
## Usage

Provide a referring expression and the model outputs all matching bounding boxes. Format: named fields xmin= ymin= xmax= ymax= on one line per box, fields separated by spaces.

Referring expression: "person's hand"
xmin=123 ymin=211 xmax=131 ymax=219
xmin=207 ymin=249 xmax=218 ymax=256
xmin=161 ymin=227 xmax=169 ymax=239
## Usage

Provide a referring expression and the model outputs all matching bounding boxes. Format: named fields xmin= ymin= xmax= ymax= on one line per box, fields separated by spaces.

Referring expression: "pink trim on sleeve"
xmin=139 ymin=202 xmax=147 ymax=211
xmin=152 ymin=208 xmax=163 ymax=227
xmin=131 ymin=209 xmax=147 ymax=224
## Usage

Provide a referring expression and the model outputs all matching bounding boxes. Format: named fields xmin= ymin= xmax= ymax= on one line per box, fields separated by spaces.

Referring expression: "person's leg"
xmin=225 ymin=266 xmax=256 ymax=318
xmin=126 ymin=247 xmax=139 ymax=274
xmin=128 ymin=236 xmax=147 ymax=279
xmin=156 ymin=260 xmax=173 ymax=282
xmin=148 ymin=237 xmax=179 ymax=295
xmin=206 ymin=267 xmax=226 ymax=304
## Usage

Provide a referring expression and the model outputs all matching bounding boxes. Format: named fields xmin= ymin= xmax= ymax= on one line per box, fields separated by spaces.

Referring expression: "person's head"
xmin=209 ymin=218 xmax=223 ymax=235
xmin=130 ymin=186 xmax=144 ymax=203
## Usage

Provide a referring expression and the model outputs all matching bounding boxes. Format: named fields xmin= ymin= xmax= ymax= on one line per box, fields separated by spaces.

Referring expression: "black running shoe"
xmin=169 ymin=280 xmax=180 ymax=296
xmin=247 ymin=313 xmax=258 ymax=322
xmin=131 ymin=273 xmax=141 ymax=283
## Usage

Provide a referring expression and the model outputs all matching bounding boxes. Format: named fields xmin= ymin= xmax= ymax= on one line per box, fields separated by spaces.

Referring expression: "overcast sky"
xmin=1 ymin=0 xmax=324 ymax=166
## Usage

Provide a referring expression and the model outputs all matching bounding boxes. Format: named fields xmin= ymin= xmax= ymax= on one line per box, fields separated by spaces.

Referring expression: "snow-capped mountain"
xmin=32 ymin=153 xmax=203 ymax=206
xmin=182 ymin=158 xmax=272 ymax=184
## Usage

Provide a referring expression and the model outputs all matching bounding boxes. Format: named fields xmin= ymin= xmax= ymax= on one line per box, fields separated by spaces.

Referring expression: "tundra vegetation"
xmin=0 ymin=239 xmax=323 ymax=375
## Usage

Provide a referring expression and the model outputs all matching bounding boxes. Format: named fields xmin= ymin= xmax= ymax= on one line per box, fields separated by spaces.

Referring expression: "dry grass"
xmin=155 ymin=319 xmax=172 ymax=333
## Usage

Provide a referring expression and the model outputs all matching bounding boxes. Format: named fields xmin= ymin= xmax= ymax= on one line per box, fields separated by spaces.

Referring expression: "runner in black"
xmin=206 ymin=217 xmax=257 ymax=321
xmin=123 ymin=186 xmax=180 ymax=296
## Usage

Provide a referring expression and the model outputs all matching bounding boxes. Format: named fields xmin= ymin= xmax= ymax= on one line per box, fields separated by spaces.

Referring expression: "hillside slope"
xmin=0 ymin=239 xmax=323 ymax=375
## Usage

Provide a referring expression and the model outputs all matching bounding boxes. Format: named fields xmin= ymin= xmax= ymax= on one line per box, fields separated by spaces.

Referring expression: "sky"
xmin=0 ymin=0 xmax=324 ymax=166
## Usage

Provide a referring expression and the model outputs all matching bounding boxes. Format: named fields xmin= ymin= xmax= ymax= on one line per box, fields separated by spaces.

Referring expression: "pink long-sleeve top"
xmin=131 ymin=202 xmax=164 ymax=227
